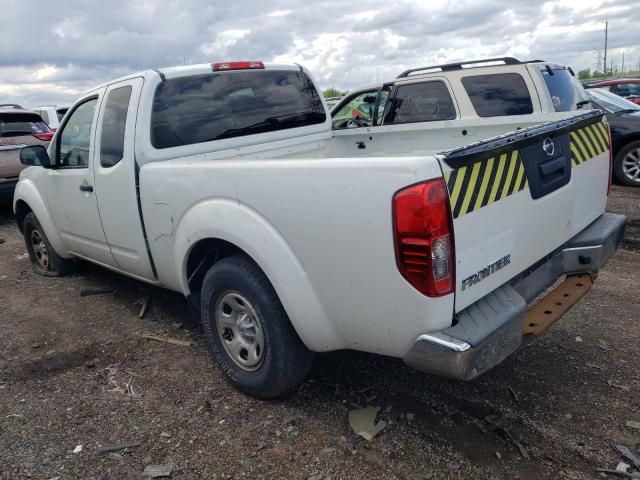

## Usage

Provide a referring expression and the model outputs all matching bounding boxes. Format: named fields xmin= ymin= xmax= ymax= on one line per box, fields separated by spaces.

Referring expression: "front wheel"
xmin=614 ymin=140 xmax=640 ymax=187
xmin=200 ymin=255 xmax=314 ymax=398
xmin=23 ymin=212 xmax=75 ymax=276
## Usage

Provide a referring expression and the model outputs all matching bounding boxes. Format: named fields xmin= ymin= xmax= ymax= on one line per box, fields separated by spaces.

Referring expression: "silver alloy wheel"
xmin=215 ymin=291 xmax=265 ymax=371
xmin=30 ymin=229 xmax=49 ymax=269
xmin=622 ymin=148 xmax=640 ymax=183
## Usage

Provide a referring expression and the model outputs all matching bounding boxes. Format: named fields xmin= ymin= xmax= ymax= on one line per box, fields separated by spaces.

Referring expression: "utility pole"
xmin=621 ymin=50 xmax=625 ymax=75
xmin=603 ymin=21 xmax=608 ymax=76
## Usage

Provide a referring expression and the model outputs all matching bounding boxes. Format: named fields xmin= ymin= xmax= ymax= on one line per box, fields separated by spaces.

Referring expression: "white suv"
xmin=32 ymin=106 xmax=69 ymax=131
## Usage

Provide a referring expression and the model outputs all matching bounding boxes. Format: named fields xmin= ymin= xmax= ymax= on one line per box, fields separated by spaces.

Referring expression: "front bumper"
xmin=403 ymin=213 xmax=626 ymax=380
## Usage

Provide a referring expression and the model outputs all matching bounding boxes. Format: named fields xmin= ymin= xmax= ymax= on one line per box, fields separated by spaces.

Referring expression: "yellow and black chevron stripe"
xmin=444 ymin=149 xmax=527 ymax=219
xmin=570 ymin=121 xmax=609 ymax=167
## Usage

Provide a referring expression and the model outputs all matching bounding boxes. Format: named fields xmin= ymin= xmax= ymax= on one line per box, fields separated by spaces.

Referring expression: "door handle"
xmin=356 ymin=141 xmax=366 ymax=149
xmin=79 ymin=183 xmax=94 ymax=192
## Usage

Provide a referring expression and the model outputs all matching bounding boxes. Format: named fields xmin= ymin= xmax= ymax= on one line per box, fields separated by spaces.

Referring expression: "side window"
xmin=462 ymin=73 xmax=533 ymax=117
xmin=332 ymin=90 xmax=377 ymax=128
xmin=100 ymin=86 xmax=132 ymax=168
xmin=37 ymin=110 xmax=50 ymax=125
xmin=58 ymin=98 xmax=98 ymax=168
xmin=615 ymin=84 xmax=630 ymax=96
xmin=628 ymin=84 xmax=640 ymax=96
xmin=385 ymin=81 xmax=456 ymax=124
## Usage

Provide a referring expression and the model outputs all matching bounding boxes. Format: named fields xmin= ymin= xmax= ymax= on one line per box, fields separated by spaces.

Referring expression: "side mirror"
xmin=363 ymin=95 xmax=376 ymax=104
xmin=20 ymin=145 xmax=51 ymax=167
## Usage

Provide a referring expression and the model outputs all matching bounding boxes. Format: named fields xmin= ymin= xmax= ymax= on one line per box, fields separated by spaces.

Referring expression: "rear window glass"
xmin=385 ymin=81 xmax=456 ymax=124
xmin=151 ymin=70 xmax=326 ymax=149
xmin=0 ymin=113 xmax=51 ymax=137
xmin=462 ymin=73 xmax=533 ymax=117
xmin=100 ymin=86 xmax=132 ymax=168
xmin=542 ymin=68 xmax=584 ymax=112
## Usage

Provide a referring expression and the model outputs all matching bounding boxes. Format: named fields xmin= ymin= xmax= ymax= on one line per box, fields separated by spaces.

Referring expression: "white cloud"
xmin=0 ymin=0 xmax=637 ymax=106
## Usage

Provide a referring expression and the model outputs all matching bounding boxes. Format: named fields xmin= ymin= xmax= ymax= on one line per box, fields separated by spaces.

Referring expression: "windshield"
xmin=585 ymin=88 xmax=640 ymax=113
xmin=541 ymin=67 xmax=587 ymax=112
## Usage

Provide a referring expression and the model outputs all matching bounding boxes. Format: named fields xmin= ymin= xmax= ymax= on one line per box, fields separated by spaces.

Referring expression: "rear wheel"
xmin=200 ymin=255 xmax=314 ymax=398
xmin=614 ymin=140 xmax=640 ymax=187
xmin=23 ymin=212 xmax=74 ymax=276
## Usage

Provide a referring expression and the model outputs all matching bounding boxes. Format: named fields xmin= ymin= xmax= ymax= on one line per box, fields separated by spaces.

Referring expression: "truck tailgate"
xmin=440 ymin=111 xmax=610 ymax=312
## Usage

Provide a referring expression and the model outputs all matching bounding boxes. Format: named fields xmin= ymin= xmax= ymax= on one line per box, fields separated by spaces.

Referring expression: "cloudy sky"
xmin=0 ymin=0 xmax=637 ymax=107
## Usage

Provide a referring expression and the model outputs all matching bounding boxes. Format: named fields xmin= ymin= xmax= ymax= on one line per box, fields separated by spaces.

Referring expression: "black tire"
xmin=23 ymin=212 xmax=75 ymax=276
xmin=613 ymin=140 xmax=640 ymax=187
xmin=201 ymin=255 xmax=314 ymax=398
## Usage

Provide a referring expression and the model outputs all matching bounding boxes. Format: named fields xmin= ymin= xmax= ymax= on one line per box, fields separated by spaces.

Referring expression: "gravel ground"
xmin=0 ymin=186 xmax=639 ymax=480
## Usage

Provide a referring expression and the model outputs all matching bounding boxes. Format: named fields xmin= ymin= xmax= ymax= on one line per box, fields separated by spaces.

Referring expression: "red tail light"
xmin=33 ymin=132 xmax=54 ymax=142
xmin=605 ymin=120 xmax=613 ymax=196
xmin=212 ymin=61 xmax=264 ymax=72
xmin=393 ymin=178 xmax=455 ymax=297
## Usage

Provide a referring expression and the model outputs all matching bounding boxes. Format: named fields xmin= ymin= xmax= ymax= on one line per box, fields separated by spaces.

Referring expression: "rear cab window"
xmin=462 ymin=73 xmax=533 ymax=117
xmin=541 ymin=66 xmax=587 ymax=112
xmin=151 ymin=70 xmax=326 ymax=149
xmin=385 ymin=81 xmax=457 ymax=124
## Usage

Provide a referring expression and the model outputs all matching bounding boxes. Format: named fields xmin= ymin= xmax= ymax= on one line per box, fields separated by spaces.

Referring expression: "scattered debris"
xmin=575 ymin=336 xmax=583 ymax=342
xmin=108 ymin=452 xmax=124 ymax=461
xmin=97 ymin=442 xmax=142 ymax=454
xmin=608 ymin=380 xmax=631 ymax=391
xmin=617 ymin=462 xmax=631 ymax=472
xmin=197 ymin=400 xmax=212 ymax=413
xmin=595 ymin=468 xmax=640 ymax=479
xmin=612 ymin=444 xmax=640 ymax=469
xmin=159 ymin=432 xmax=171 ymax=438
xmin=495 ymin=451 xmax=502 ymax=459
xmin=320 ymin=447 xmax=336 ymax=454
xmin=80 ymin=287 xmax=115 ymax=297
xmin=565 ymin=413 xmax=573 ymax=419
xmin=253 ymin=442 xmax=266 ymax=452
xmin=626 ymin=421 xmax=640 ymax=430
xmin=15 ymin=252 xmax=29 ymax=260
xmin=137 ymin=295 xmax=152 ymax=319
xmin=141 ymin=334 xmax=192 ymax=347
xmin=598 ymin=339 xmax=613 ymax=351
xmin=143 ymin=462 xmax=174 ymax=478
xmin=586 ymin=362 xmax=604 ymax=370
xmin=507 ymin=386 xmax=519 ymax=402
xmin=73 ymin=444 xmax=83 ymax=454
xmin=31 ymin=343 xmax=41 ymax=349
xmin=348 ymin=406 xmax=387 ymax=441
xmin=484 ymin=416 xmax=529 ymax=459
xmin=406 ymin=413 xmax=415 ymax=421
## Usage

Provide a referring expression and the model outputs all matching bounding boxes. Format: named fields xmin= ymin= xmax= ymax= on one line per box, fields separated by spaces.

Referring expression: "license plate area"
xmin=519 ymin=133 xmax=571 ymax=199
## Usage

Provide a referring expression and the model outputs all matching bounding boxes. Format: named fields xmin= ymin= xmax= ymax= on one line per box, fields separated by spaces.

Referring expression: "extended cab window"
xmin=151 ymin=70 xmax=325 ymax=149
xmin=100 ymin=86 xmax=132 ymax=167
xmin=385 ymin=81 xmax=456 ymax=124
xmin=541 ymin=67 xmax=586 ymax=112
xmin=58 ymin=98 xmax=97 ymax=167
xmin=462 ymin=73 xmax=533 ymax=117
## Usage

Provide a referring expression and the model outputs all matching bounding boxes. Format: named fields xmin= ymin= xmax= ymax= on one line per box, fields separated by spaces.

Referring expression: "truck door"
xmin=44 ymin=91 xmax=118 ymax=267
xmin=93 ymin=77 xmax=156 ymax=281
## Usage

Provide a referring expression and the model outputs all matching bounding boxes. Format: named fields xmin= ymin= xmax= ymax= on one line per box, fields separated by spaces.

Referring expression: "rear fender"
xmin=173 ymin=198 xmax=340 ymax=352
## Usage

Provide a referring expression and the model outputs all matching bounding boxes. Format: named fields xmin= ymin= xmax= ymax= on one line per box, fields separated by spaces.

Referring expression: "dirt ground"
xmin=1 ymin=186 xmax=639 ymax=480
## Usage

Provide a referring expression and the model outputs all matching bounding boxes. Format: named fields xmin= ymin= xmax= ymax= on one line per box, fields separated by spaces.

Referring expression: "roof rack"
xmin=0 ymin=103 xmax=23 ymax=109
xmin=397 ymin=57 xmax=530 ymax=78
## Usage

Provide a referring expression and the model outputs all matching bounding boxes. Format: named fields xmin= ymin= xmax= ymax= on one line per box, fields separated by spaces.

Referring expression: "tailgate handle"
xmin=538 ymin=157 xmax=565 ymax=177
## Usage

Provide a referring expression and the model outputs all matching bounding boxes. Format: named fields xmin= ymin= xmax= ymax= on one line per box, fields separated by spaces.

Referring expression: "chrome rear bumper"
xmin=403 ymin=213 xmax=626 ymax=380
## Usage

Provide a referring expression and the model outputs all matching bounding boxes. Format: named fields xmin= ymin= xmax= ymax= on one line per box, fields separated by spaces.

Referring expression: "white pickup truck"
xmin=14 ymin=60 xmax=625 ymax=398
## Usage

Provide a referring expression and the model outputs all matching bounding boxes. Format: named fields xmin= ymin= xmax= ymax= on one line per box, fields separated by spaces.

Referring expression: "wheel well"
xmin=14 ymin=200 xmax=32 ymax=233
xmin=616 ymin=133 xmax=640 ymax=158
xmin=186 ymin=238 xmax=244 ymax=297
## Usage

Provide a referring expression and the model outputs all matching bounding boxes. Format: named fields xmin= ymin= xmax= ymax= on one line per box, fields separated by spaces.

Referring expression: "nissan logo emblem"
xmin=542 ymin=137 xmax=555 ymax=157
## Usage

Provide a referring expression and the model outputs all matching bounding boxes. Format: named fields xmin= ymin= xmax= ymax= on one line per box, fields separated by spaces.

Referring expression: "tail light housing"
xmin=212 ymin=61 xmax=264 ymax=71
xmin=33 ymin=132 xmax=54 ymax=142
xmin=393 ymin=178 xmax=455 ymax=297
xmin=605 ymin=120 xmax=613 ymax=196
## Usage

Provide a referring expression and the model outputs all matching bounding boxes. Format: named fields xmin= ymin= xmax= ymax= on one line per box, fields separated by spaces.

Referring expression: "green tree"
xmin=577 ymin=69 xmax=591 ymax=80
xmin=323 ymin=87 xmax=347 ymax=98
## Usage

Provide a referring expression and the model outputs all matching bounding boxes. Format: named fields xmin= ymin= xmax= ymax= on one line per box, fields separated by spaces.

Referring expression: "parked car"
xmin=0 ymin=107 xmax=53 ymax=202
xmin=585 ymin=88 xmax=640 ymax=186
xmin=14 ymin=61 xmax=623 ymax=399
xmin=329 ymin=58 xmax=592 ymax=154
xmin=32 ymin=106 xmax=69 ymax=131
xmin=583 ymin=78 xmax=640 ymax=105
